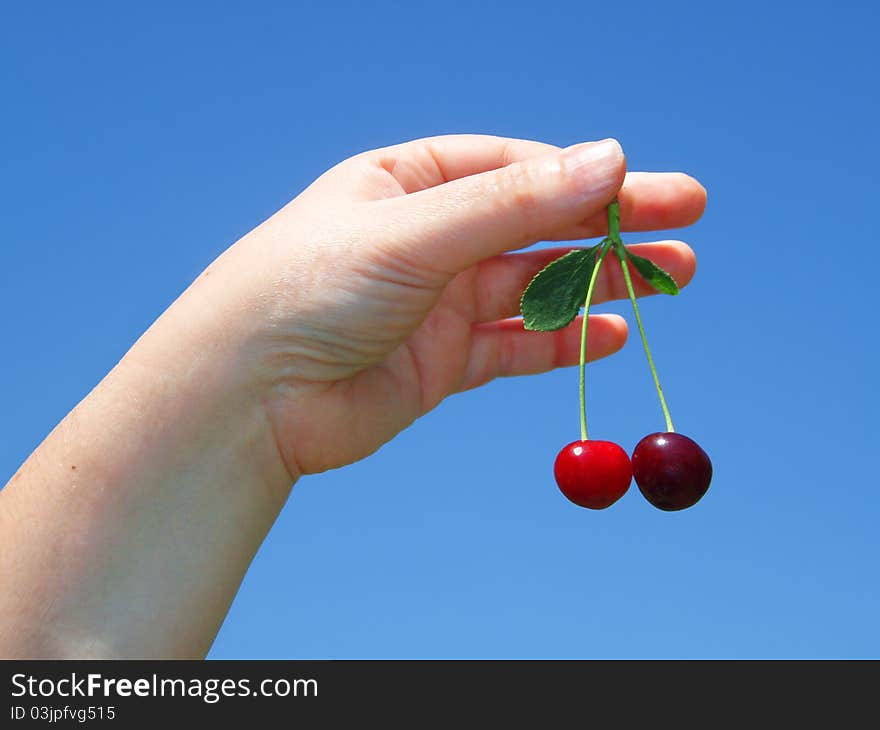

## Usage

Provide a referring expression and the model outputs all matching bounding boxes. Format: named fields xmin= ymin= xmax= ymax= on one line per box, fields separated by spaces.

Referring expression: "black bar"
xmin=1 ymin=660 xmax=877 ymax=725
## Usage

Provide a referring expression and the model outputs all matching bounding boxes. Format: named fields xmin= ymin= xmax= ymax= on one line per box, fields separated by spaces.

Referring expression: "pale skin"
xmin=0 ymin=136 xmax=706 ymax=658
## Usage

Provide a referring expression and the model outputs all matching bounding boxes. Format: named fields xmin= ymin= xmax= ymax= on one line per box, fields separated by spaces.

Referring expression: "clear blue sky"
xmin=2 ymin=1 xmax=877 ymax=658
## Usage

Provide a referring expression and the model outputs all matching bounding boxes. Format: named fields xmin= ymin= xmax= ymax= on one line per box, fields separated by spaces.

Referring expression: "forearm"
xmin=0 ymin=280 xmax=296 ymax=658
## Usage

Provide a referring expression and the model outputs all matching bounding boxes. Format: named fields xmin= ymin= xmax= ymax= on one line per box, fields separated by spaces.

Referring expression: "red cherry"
xmin=553 ymin=440 xmax=632 ymax=509
xmin=631 ymin=432 xmax=712 ymax=511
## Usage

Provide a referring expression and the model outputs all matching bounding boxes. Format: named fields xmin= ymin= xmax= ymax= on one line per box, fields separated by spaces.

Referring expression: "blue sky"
xmin=2 ymin=1 xmax=877 ymax=658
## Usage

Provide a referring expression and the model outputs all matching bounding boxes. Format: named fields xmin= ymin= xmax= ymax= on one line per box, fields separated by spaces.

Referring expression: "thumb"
xmin=382 ymin=138 xmax=625 ymax=276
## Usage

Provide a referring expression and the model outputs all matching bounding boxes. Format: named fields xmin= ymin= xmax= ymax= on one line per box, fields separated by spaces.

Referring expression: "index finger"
xmin=546 ymin=172 xmax=708 ymax=239
xmin=370 ymin=136 xmax=706 ymax=237
xmin=366 ymin=134 xmax=562 ymax=195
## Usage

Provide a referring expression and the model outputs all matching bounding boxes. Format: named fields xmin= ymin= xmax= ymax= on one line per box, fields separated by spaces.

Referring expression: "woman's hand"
xmin=0 ymin=135 xmax=706 ymax=657
xmin=197 ymin=135 xmax=705 ymax=476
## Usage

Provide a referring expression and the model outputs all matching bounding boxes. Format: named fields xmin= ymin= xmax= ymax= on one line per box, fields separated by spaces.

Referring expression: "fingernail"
xmin=563 ymin=139 xmax=624 ymax=198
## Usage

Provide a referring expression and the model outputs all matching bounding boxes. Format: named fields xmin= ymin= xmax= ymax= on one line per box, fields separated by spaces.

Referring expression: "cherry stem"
xmin=607 ymin=201 xmax=675 ymax=433
xmin=578 ymin=243 xmax=612 ymax=441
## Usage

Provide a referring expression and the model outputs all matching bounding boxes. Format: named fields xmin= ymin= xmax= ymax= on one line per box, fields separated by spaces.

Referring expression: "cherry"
xmin=524 ymin=201 xmax=713 ymax=513
xmin=554 ymin=440 xmax=632 ymax=509
xmin=631 ymin=432 xmax=712 ymax=511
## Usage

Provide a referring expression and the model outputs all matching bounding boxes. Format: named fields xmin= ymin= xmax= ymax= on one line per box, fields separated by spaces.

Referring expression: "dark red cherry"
xmin=554 ymin=440 xmax=632 ymax=509
xmin=632 ymin=432 xmax=712 ymax=511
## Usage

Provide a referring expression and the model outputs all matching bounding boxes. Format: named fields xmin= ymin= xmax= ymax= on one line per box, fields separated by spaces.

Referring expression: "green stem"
xmin=614 ymin=242 xmax=675 ymax=433
xmin=607 ymin=198 xmax=621 ymax=240
xmin=578 ymin=243 xmax=612 ymax=441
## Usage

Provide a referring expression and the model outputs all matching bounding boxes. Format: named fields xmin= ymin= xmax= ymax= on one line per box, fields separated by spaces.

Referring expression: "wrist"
xmin=121 ymin=285 xmax=302 ymax=495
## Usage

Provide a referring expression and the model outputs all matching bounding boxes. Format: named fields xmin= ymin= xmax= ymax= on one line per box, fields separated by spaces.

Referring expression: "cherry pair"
xmin=554 ymin=433 xmax=712 ymax=511
xmin=520 ymin=198 xmax=713 ymax=512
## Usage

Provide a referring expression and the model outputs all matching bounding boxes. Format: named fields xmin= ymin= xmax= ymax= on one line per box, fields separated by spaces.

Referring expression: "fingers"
xmin=458 ymin=314 xmax=628 ymax=393
xmin=367 ymin=134 xmax=562 ymax=194
xmin=377 ymin=139 xmax=627 ymax=278
xmin=544 ymin=172 xmax=707 ymax=240
xmin=470 ymin=241 xmax=696 ymax=323
xmin=366 ymin=136 xmax=705 ymax=236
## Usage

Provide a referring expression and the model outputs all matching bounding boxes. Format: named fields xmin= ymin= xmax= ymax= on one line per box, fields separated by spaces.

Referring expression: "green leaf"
xmin=520 ymin=246 xmax=599 ymax=331
xmin=626 ymin=250 xmax=680 ymax=295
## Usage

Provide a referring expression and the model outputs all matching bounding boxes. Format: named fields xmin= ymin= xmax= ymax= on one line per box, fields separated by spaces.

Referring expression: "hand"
xmin=0 ymin=134 xmax=705 ymax=657
xmin=189 ymin=135 xmax=706 ymax=476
